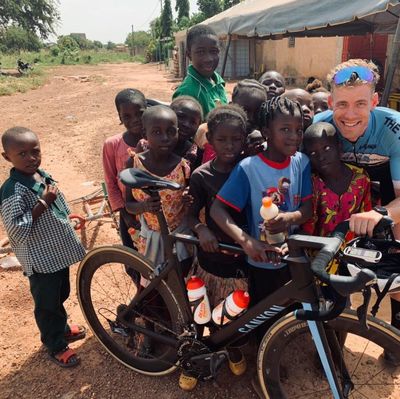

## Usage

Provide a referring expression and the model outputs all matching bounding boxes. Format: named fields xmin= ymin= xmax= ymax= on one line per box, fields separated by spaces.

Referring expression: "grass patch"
xmin=0 ymin=68 xmax=46 ymax=96
xmin=0 ymin=49 xmax=145 ymax=96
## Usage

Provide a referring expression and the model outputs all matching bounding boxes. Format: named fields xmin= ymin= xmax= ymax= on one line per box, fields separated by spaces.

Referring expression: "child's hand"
xmin=182 ymin=188 xmax=194 ymax=213
xmin=265 ymin=212 xmax=291 ymax=234
xmin=142 ymin=197 xmax=161 ymax=213
xmin=42 ymin=184 xmax=58 ymax=205
xmin=197 ymin=225 xmax=219 ymax=252
xmin=242 ymin=237 xmax=283 ymax=265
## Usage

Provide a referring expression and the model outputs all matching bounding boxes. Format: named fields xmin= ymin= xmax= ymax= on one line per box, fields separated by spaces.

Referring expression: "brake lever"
xmin=356 ymin=286 xmax=371 ymax=331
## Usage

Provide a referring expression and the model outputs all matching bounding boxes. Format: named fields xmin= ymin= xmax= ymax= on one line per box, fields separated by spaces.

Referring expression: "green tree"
xmin=175 ymin=0 xmax=190 ymax=22
xmin=125 ymin=31 xmax=151 ymax=47
xmin=0 ymin=0 xmax=59 ymax=39
xmin=0 ymin=25 xmax=42 ymax=52
xmin=223 ymin=0 xmax=240 ymax=10
xmin=197 ymin=0 xmax=222 ymax=19
xmin=93 ymin=40 xmax=103 ymax=49
xmin=150 ymin=18 xmax=161 ymax=39
xmin=106 ymin=41 xmax=116 ymax=50
xmin=160 ymin=0 xmax=173 ymax=38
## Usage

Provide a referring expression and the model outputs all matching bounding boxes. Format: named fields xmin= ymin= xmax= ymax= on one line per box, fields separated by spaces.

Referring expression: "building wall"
xmin=387 ymin=34 xmax=400 ymax=92
xmin=259 ymin=36 xmax=343 ymax=86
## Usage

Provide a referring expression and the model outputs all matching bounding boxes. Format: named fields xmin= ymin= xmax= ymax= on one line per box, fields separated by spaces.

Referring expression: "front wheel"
xmin=257 ymin=309 xmax=400 ymax=398
xmin=77 ymin=245 xmax=184 ymax=375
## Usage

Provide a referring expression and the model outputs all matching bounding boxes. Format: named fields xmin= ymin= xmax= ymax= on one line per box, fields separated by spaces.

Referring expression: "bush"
xmin=0 ymin=26 xmax=43 ymax=53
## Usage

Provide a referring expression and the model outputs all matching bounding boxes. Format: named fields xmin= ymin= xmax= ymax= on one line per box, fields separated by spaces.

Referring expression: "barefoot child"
xmin=184 ymin=105 xmax=249 ymax=390
xmin=170 ymin=96 xmax=203 ymax=170
xmin=0 ymin=127 xmax=86 ymax=367
xmin=211 ymin=96 xmax=312 ymax=305
xmin=102 ymin=89 xmax=146 ymax=254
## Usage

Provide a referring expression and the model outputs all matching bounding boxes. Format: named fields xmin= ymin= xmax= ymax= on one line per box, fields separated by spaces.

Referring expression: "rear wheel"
xmin=257 ymin=309 xmax=400 ymax=398
xmin=77 ymin=245 xmax=184 ymax=375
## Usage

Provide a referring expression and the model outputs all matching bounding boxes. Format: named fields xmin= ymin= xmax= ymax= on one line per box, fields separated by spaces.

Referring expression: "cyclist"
xmin=314 ymin=59 xmax=400 ymax=361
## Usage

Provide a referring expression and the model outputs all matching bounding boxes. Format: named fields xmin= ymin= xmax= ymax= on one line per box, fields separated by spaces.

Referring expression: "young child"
xmin=283 ymin=88 xmax=314 ymax=129
xmin=259 ymin=70 xmax=286 ymax=100
xmin=184 ymin=105 xmax=249 ymax=390
xmin=211 ymin=96 xmax=312 ymax=305
xmin=125 ymin=105 xmax=192 ymax=269
xmin=312 ymin=91 xmax=330 ymax=115
xmin=102 ymin=88 xmax=146 ymax=256
xmin=302 ymin=122 xmax=372 ymax=243
xmin=170 ymin=95 xmax=203 ymax=170
xmin=173 ymin=24 xmax=227 ymax=117
xmin=231 ymin=79 xmax=267 ymax=134
xmin=0 ymin=127 xmax=86 ymax=368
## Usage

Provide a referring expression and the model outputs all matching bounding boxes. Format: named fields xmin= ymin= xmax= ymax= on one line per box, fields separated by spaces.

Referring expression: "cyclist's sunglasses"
xmin=333 ymin=66 xmax=374 ymax=85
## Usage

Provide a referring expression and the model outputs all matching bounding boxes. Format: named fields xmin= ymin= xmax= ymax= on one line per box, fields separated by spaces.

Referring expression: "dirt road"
xmin=0 ymin=63 xmax=398 ymax=399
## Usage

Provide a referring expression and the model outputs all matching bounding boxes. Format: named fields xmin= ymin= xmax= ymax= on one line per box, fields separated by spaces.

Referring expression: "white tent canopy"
xmin=202 ymin=0 xmax=400 ymax=38
xmin=202 ymin=0 xmax=400 ymax=105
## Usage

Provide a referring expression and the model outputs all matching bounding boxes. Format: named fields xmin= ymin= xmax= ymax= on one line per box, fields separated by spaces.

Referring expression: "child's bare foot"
xmin=49 ymin=347 xmax=80 ymax=368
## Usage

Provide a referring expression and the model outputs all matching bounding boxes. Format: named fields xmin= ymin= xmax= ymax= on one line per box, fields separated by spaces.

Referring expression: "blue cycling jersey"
xmin=314 ymin=107 xmax=400 ymax=204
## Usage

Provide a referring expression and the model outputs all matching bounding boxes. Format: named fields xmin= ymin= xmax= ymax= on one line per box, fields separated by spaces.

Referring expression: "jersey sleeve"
xmin=216 ymin=164 xmax=250 ymax=212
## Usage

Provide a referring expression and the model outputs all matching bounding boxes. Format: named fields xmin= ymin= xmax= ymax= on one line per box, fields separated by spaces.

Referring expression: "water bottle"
xmin=259 ymin=196 xmax=286 ymax=244
xmin=186 ymin=276 xmax=211 ymax=325
xmin=212 ymin=290 xmax=250 ymax=326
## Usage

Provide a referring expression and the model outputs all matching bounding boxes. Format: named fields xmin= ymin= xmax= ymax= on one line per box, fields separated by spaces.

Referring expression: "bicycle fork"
xmin=302 ymin=303 xmax=352 ymax=399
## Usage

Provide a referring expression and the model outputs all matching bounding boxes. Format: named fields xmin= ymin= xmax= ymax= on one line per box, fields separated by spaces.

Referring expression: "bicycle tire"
xmin=69 ymin=188 xmax=104 ymax=205
xmin=257 ymin=309 xmax=400 ymax=399
xmin=77 ymin=245 xmax=184 ymax=375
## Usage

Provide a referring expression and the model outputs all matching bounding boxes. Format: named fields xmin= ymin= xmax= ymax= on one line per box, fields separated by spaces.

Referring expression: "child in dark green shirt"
xmin=173 ymin=25 xmax=227 ymax=118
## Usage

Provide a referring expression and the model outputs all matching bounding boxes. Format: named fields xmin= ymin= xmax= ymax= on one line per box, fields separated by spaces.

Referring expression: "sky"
xmin=54 ymin=0 xmax=199 ymax=44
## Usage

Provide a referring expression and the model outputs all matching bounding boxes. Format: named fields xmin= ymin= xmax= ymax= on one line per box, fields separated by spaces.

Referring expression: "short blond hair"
xmin=328 ymin=59 xmax=380 ymax=90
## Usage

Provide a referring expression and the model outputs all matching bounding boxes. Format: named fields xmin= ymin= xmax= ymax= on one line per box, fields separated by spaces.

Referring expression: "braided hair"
xmin=207 ymin=104 xmax=247 ymax=137
xmin=258 ymin=95 xmax=303 ymax=129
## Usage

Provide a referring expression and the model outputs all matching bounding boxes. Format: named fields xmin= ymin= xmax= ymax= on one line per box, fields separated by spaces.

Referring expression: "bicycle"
xmin=76 ymin=168 xmax=400 ymax=399
xmin=69 ymin=182 xmax=119 ymax=232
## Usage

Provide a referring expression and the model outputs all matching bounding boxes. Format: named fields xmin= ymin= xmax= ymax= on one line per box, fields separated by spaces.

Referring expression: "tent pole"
xmin=381 ymin=16 xmax=400 ymax=106
xmin=221 ymin=34 xmax=232 ymax=78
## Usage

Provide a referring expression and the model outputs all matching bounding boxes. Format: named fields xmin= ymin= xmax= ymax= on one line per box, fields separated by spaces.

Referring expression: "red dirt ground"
xmin=0 ymin=63 xmax=398 ymax=399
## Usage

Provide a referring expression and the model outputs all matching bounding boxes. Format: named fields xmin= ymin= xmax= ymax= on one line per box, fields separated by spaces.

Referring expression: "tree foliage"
xmin=0 ymin=25 xmax=42 ymax=53
xmin=197 ymin=0 xmax=222 ymax=19
xmin=0 ymin=0 xmax=59 ymax=39
xmin=223 ymin=0 xmax=240 ymax=10
xmin=160 ymin=0 xmax=173 ymax=38
xmin=175 ymin=0 xmax=190 ymax=22
xmin=125 ymin=31 xmax=152 ymax=48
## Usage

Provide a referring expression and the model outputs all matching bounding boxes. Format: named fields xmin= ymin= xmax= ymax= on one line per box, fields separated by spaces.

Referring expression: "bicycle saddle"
xmin=119 ymin=168 xmax=181 ymax=191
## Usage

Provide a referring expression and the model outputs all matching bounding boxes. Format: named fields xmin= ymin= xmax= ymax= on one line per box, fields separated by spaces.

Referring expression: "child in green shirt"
xmin=173 ymin=25 xmax=227 ymax=118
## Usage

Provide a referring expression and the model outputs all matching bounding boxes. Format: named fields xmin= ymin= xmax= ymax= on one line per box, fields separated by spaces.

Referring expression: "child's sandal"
xmin=65 ymin=324 xmax=86 ymax=343
xmin=49 ymin=347 xmax=80 ymax=368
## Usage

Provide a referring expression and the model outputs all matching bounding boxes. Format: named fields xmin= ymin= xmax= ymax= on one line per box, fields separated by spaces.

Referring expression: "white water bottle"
xmin=212 ymin=290 xmax=250 ymax=326
xmin=186 ymin=276 xmax=211 ymax=325
xmin=259 ymin=196 xmax=286 ymax=245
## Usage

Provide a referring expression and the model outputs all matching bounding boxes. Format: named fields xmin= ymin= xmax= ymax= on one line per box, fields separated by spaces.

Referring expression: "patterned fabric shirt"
xmin=0 ymin=168 xmax=86 ymax=276
xmin=302 ymin=164 xmax=372 ymax=238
